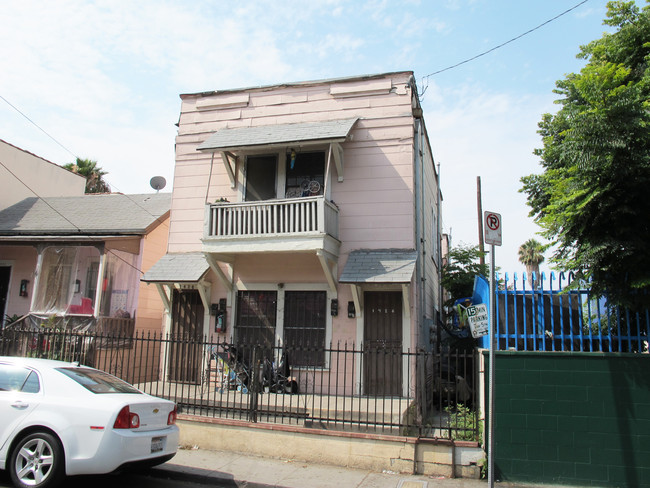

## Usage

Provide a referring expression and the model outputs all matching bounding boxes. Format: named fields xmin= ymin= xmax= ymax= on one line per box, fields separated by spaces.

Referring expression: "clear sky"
xmin=0 ymin=0 xmax=622 ymax=275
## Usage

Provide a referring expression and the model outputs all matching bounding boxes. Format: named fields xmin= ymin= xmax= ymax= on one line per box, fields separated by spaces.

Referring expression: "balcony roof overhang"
xmin=196 ymin=118 xmax=358 ymax=153
xmin=197 ymin=118 xmax=357 ymax=188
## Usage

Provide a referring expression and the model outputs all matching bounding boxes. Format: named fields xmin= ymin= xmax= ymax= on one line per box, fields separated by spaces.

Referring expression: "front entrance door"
xmin=168 ymin=289 xmax=204 ymax=383
xmin=0 ymin=266 xmax=10 ymax=327
xmin=363 ymin=291 xmax=402 ymax=396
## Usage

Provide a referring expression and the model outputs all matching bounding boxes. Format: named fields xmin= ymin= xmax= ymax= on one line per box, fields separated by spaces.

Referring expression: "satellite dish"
xmin=150 ymin=176 xmax=166 ymax=192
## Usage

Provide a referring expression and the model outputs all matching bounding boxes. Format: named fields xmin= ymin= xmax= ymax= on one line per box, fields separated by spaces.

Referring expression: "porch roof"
xmin=0 ymin=193 xmax=171 ymax=236
xmin=142 ymin=252 xmax=210 ymax=283
xmin=340 ymin=249 xmax=418 ymax=284
xmin=196 ymin=118 xmax=358 ymax=152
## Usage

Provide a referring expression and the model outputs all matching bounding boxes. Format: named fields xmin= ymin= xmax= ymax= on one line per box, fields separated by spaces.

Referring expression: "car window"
xmin=56 ymin=367 xmax=141 ymax=394
xmin=0 ymin=364 xmax=41 ymax=393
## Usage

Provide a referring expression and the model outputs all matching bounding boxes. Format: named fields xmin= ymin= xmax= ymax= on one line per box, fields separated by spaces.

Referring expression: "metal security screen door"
xmin=283 ymin=291 xmax=326 ymax=367
xmin=363 ymin=291 xmax=402 ymax=396
xmin=0 ymin=266 xmax=10 ymax=325
xmin=235 ymin=290 xmax=277 ymax=347
xmin=169 ymin=289 xmax=204 ymax=383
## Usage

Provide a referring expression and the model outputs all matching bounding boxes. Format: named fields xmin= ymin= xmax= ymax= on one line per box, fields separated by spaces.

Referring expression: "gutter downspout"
xmin=413 ymin=118 xmax=423 ymax=349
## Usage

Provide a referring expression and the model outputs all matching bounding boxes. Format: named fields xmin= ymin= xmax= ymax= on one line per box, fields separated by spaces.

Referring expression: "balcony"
xmin=203 ymin=196 xmax=340 ymax=255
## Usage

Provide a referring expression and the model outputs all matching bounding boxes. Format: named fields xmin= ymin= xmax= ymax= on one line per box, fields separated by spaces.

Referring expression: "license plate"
xmin=151 ymin=436 xmax=164 ymax=453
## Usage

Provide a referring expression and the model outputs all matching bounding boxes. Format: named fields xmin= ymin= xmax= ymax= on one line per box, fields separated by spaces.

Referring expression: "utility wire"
xmin=419 ymin=0 xmax=590 ymax=97
xmin=0 ymin=159 xmax=82 ymax=232
xmin=0 ymin=94 xmax=170 ymax=234
xmin=1 ymin=152 xmax=171 ymax=275
xmin=0 ymin=94 xmax=79 ymax=161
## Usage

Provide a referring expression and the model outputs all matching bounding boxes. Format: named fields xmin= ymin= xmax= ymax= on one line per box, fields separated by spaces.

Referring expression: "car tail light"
xmin=114 ymin=406 xmax=140 ymax=429
xmin=168 ymin=406 xmax=177 ymax=425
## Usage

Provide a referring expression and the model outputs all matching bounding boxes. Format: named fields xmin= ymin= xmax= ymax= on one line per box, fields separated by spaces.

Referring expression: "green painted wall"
xmin=490 ymin=351 xmax=650 ymax=487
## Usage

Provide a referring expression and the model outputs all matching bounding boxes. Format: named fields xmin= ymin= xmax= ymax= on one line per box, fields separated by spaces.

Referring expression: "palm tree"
xmin=518 ymin=239 xmax=545 ymax=288
xmin=64 ymin=158 xmax=110 ymax=194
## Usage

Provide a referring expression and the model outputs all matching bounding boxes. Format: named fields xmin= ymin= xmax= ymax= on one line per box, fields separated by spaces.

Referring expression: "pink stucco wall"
xmin=0 ymin=246 xmax=37 ymax=319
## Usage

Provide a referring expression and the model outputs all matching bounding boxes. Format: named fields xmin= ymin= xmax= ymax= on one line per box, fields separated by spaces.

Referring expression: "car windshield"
xmin=56 ymin=367 xmax=141 ymax=394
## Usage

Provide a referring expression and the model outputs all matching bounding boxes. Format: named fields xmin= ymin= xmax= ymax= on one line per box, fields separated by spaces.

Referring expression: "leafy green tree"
xmin=520 ymin=1 xmax=650 ymax=307
xmin=64 ymin=158 xmax=110 ymax=194
xmin=518 ymin=239 xmax=545 ymax=288
xmin=441 ymin=244 xmax=488 ymax=308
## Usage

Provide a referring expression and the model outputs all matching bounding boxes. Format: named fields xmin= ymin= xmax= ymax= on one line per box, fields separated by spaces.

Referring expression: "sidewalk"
xmin=148 ymin=447 xmax=559 ymax=488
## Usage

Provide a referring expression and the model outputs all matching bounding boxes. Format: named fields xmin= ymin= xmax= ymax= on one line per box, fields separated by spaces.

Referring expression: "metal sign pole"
xmin=483 ymin=210 xmax=500 ymax=488
xmin=488 ymin=243 xmax=496 ymax=487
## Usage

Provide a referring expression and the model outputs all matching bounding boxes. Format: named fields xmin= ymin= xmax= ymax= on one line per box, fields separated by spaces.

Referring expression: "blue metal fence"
xmin=492 ymin=272 xmax=649 ymax=353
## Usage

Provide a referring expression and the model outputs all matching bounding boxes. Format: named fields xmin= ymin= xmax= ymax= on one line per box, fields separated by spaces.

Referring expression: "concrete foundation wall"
xmin=177 ymin=417 xmax=483 ymax=479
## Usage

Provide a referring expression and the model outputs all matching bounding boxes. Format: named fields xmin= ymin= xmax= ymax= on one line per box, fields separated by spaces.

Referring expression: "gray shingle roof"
xmin=141 ymin=253 xmax=209 ymax=283
xmin=340 ymin=249 xmax=418 ymax=283
xmin=0 ymin=193 xmax=171 ymax=235
xmin=197 ymin=118 xmax=358 ymax=152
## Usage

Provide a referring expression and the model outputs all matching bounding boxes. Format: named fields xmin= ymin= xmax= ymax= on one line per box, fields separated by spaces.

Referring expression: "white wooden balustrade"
xmin=205 ymin=196 xmax=339 ymax=240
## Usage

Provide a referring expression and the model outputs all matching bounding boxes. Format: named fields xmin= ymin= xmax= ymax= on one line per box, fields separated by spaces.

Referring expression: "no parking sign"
xmin=484 ymin=211 xmax=502 ymax=246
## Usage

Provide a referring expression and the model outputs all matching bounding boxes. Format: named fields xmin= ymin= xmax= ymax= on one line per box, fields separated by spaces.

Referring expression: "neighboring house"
xmin=0 ymin=139 xmax=86 ymax=209
xmin=0 ymin=193 xmax=171 ymax=335
xmin=143 ymin=71 xmax=441 ymax=396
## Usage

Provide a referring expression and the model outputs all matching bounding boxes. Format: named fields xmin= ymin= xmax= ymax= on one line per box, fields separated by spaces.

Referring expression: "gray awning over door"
xmin=141 ymin=253 xmax=209 ymax=283
xmin=340 ymin=249 xmax=418 ymax=284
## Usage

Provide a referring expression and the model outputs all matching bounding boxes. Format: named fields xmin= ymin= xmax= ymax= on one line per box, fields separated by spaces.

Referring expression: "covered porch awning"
xmin=196 ymin=118 xmax=358 ymax=187
xmin=339 ymin=249 xmax=418 ymax=318
xmin=141 ymin=252 xmax=231 ymax=313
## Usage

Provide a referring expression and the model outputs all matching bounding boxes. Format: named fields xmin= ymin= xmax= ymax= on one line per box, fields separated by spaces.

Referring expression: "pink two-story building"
xmin=144 ymin=71 xmax=442 ymax=396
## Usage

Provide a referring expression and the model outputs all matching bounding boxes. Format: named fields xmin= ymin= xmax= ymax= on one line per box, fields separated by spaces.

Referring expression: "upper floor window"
xmin=285 ymin=151 xmax=325 ymax=198
xmin=243 ymin=150 xmax=325 ymax=202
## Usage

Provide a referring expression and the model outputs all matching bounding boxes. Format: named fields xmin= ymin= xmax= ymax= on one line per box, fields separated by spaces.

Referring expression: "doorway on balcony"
xmin=245 ymin=155 xmax=277 ymax=201
xmin=363 ymin=291 xmax=402 ymax=397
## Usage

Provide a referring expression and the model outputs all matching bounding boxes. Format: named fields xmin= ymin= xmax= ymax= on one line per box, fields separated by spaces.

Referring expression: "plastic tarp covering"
xmin=31 ymin=246 xmax=139 ymax=321
xmin=32 ymin=246 xmax=95 ymax=315
xmin=99 ymin=249 xmax=139 ymax=319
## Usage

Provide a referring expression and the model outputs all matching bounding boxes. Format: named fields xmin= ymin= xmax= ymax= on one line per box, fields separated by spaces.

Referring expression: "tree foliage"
xmin=520 ymin=1 xmax=650 ymax=307
xmin=441 ymin=244 xmax=488 ymax=308
xmin=64 ymin=158 xmax=110 ymax=194
xmin=518 ymin=239 xmax=545 ymax=288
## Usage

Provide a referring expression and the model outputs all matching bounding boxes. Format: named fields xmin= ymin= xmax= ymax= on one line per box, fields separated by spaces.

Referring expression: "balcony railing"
xmin=205 ymin=196 xmax=339 ymax=240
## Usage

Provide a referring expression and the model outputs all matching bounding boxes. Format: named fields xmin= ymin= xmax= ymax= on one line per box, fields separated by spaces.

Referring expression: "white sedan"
xmin=0 ymin=357 xmax=179 ymax=488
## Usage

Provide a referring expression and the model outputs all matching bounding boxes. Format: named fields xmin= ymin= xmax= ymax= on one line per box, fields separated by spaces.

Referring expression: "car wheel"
xmin=9 ymin=432 xmax=65 ymax=488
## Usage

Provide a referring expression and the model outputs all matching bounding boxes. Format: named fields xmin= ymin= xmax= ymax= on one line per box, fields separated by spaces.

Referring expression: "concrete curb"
xmin=148 ymin=463 xmax=277 ymax=488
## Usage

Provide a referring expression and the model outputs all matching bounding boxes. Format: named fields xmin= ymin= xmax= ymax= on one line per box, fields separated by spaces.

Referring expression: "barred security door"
xmin=363 ymin=291 xmax=402 ymax=396
xmin=169 ymin=289 xmax=204 ymax=383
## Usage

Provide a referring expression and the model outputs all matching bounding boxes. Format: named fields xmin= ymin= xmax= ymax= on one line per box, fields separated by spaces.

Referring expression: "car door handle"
xmin=11 ymin=402 xmax=29 ymax=410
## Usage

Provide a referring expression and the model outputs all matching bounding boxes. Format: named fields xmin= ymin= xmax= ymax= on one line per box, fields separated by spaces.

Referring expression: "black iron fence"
xmin=0 ymin=326 xmax=479 ymax=442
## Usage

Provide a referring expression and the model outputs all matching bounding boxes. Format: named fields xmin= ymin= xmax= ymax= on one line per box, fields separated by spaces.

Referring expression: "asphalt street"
xmin=0 ymin=468 xmax=232 ymax=488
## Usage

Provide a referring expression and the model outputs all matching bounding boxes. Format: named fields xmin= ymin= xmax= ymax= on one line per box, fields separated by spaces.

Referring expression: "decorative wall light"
xmin=330 ymin=299 xmax=338 ymax=316
xmin=348 ymin=301 xmax=355 ymax=318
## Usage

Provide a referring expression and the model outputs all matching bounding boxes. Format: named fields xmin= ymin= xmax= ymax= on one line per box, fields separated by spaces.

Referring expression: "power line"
xmin=0 ymin=159 xmax=83 ymax=232
xmin=419 ymin=0 xmax=591 ymax=97
xmin=0 ymin=93 xmax=170 ymax=233
xmin=0 ymin=94 xmax=79 ymax=161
